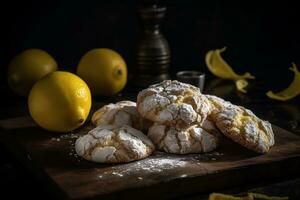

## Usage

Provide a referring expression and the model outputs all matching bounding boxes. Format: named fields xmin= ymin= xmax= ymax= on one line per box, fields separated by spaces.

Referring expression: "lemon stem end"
xmin=117 ymin=69 xmax=122 ymax=76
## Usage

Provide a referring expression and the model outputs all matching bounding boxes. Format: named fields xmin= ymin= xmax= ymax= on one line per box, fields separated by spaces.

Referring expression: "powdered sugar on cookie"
xmin=148 ymin=123 xmax=219 ymax=154
xmin=75 ymin=125 xmax=154 ymax=163
xmin=137 ymin=80 xmax=211 ymax=128
xmin=212 ymin=102 xmax=274 ymax=153
xmin=91 ymin=101 xmax=144 ymax=131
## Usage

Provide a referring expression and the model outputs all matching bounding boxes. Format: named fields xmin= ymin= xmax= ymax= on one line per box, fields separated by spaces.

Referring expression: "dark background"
xmin=1 ymin=1 xmax=300 ymax=199
xmin=0 ymin=0 xmax=299 ymax=93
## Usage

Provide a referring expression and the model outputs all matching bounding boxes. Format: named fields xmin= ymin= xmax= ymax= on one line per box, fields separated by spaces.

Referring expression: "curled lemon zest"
xmin=266 ymin=63 xmax=300 ymax=101
xmin=236 ymin=79 xmax=249 ymax=93
xmin=205 ymin=47 xmax=255 ymax=93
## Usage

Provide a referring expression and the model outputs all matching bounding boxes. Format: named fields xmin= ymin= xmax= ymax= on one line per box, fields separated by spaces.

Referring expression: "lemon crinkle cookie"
xmin=91 ymin=101 xmax=144 ymax=130
xmin=75 ymin=125 xmax=154 ymax=163
xmin=148 ymin=120 xmax=220 ymax=154
xmin=206 ymin=95 xmax=275 ymax=153
xmin=137 ymin=80 xmax=211 ymax=129
xmin=205 ymin=94 xmax=233 ymax=116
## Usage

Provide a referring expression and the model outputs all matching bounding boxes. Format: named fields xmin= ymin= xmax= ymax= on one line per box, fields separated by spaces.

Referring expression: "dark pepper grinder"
xmin=134 ymin=4 xmax=171 ymax=87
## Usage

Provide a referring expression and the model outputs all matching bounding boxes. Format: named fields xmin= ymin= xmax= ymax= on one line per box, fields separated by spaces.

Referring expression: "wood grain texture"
xmin=1 ymin=124 xmax=300 ymax=200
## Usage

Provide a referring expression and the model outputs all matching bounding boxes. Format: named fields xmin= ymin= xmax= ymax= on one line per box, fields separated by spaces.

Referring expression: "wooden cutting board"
xmin=1 ymin=119 xmax=300 ymax=200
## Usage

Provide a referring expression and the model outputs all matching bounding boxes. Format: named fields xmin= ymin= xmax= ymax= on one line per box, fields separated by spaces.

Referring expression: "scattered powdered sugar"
xmin=189 ymin=151 xmax=224 ymax=162
xmin=111 ymin=172 xmax=124 ymax=177
xmin=95 ymin=151 xmax=224 ymax=181
xmin=60 ymin=133 xmax=81 ymax=140
xmin=50 ymin=129 xmax=91 ymax=162
xmin=51 ymin=133 xmax=82 ymax=142
xmin=68 ymin=144 xmax=81 ymax=161
xmin=97 ymin=156 xmax=189 ymax=180
xmin=130 ymin=157 xmax=188 ymax=173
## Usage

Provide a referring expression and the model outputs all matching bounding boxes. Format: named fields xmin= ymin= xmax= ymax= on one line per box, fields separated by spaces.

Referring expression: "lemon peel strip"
xmin=208 ymin=192 xmax=252 ymax=200
xmin=209 ymin=192 xmax=289 ymax=200
xmin=248 ymin=193 xmax=289 ymax=200
xmin=205 ymin=47 xmax=255 ymax=93
xmin=266 ymin=63 xmax=300 ymax=101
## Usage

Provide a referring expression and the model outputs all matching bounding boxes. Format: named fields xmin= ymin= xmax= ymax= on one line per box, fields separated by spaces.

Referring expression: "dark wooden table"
xmin=0 ymin=78 xmax=299 ymax=199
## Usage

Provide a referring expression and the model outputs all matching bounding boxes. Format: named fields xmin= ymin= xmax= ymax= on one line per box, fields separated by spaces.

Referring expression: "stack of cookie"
xmin=75 ymin=80 xmax=275 ymax=164
xmin=137 ymin=80 xmax=221 ymax=154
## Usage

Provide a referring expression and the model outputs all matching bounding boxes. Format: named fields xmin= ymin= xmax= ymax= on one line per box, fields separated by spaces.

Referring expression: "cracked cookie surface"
xmin=148 ymin=121 xmax=219 ymax=154
xmin=137 ymin=80 xmax=211 ymax=129
xmin=209 ymin=99 xmax=275 ymax=153
xmin=205 ymin=94 xmax=234 ymax=116
xmin=91 ymin=101 xmax=143 ymax=130
xmin=75 ymin=125 xmax=154 ymax=163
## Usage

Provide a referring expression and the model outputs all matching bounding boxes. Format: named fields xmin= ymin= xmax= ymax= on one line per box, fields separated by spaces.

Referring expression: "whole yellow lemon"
xmin=28 ymin=71 xmax=91 ymax=132
xmin=77 ymin=48 xmax=127 ymax=96
xmin=7 ymin=49 xmax=58 ymax=96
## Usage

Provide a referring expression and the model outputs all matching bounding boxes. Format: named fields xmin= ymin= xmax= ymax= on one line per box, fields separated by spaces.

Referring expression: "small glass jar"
xmin=176 ymin=71 xmax=205 ymax=92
